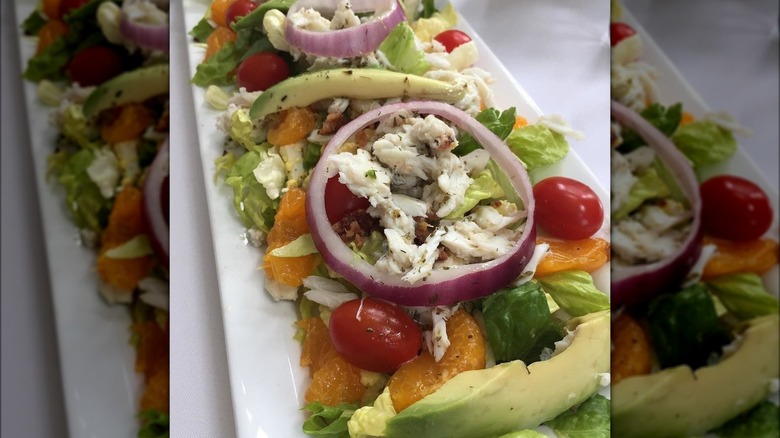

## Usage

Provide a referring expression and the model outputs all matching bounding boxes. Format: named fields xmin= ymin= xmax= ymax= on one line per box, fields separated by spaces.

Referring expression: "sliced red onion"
xmin=119 ymin=9 xmax=169 ymax=52
xmin=306 ymin=101 xmax=536 ymax=306
xmin=142 ymin=138 xmax=169 ymax=269
xmin=611 ymin=100 xmax=703 ymax=307
xmin=285 ymin=0 xmax=405 ymax=58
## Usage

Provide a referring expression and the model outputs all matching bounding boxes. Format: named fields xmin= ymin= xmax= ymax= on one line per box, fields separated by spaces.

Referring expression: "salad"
xmin=20 ymin=0 xmax=170 ymax=436
xmin=609 ymin=3 xmax=780 ymax=436
xmin=189 ymin=0 xmax=611 ymax=436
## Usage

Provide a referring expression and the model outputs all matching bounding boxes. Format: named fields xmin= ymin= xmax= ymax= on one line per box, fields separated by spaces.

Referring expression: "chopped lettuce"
xmin=348 ymin=388 xmax=396 ymax=438
xmin=378 ymin=22 xmax=430 ymax=76
xmin=214 ymin=151 xmax=237 ymax=183
xmin=612 ymin=167 xmax=670 ymax=219
xmin=269 ymin=234 xmax=318 ymax=257
xmin=481 ymin=281 xmax=563 ymax=364
xmin=224 ymin=150 xmax=278 ymax=232
xmin=714 ymin=400 xmax=779 ymax=438
xmin=104 ymin=235 xmax=154 ymax=259
xmin=445 ymin=169 xmax=504 ymax=219
xmin=57 ymin=149 xmax=112 ymax=232
xmin=420 ymin=0 xmax=438 ymax=19
xmin=618 ymin=103 xmax=682 ymax=152
xmin=303 ymin=402 xmax=358 ymax=438
xmin=229 ymin=109 xmax=260 ymax=150
xmin=646 ymin=283 xmax=732 ymax=369
xmin=672 ymin=120 xmax=737 ymax=168
xmin=62 ymin=104 xmax=99 ymax=150
xmin=454 ymin=107 xmax=516 ymax=156
xmin=538 ymin=271 xmax=610 ymax=317
xmin=411 ymin=3 xmax=457 ymax=43
xmin=204 ymin=85 xmax=231 ymax=110
xmin=705 ymin=273 xmax=779 ymax=320
xmin=21 ymin=9 xmax=46 ymax=35
xmin=486 ymin=160 xmax=522 ymax=206
xmin=505 ymin=124 xmax=569 ymax=170
xmin=545 ymin=393 xmax=611 ymax=438
xmin=650 ymin=156 xmax=687 ymax=204
xmin=138 ymin=409 xmax=169 ymax=438
xmin=349 ymin=231 xmax=385 ymax=265
xmin=192 ymin=42 xmax=240 ymax=87
xmin=495 ymin=431 xmax=548 ymax=438
xmin=303 ymin=143 xmax=322 ymax=171
xmin=189 ymin=16 xmax=215 ymax=42
xmin=37 ymin=80 xmax=64 ymax=106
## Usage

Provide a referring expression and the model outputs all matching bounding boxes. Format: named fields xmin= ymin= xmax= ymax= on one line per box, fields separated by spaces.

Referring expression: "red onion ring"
xmin=285 ymin=0 xmax=405 ymax=58
xmin=119 ymin=8 xmax=169 ymax=52
xmin=306 ymin=101 xmax=536 ymax=306
xmin=611 ymin=100 xmax=703 ymax=307
xmin=142 ymin=138 xmax=169 ymax=269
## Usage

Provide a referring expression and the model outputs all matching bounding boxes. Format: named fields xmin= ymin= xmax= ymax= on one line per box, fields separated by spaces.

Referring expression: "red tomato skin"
xmin=610 ymin=22 xmax=636 ymax=46
xmin=59 ymin=0 xmax=90 ymax=18
xmin=235 ymin=52 xmax=290 ymax=92
xmin=227 ymin=0 xmax=258 ymax=26
xmin=67 ymin=46 xmax=124 ymax=86
xmin=324 ymin=176 xmax=371 ymax=224
xmin=329 ymin=298 xmax=422 ymax=374
xmin=700 ymin=175 xmax=773 ymax=241
xmin=433 ymin=29 xmax=472 ymax=53
xmin=533 ymin=176 xmax=604 ymax=240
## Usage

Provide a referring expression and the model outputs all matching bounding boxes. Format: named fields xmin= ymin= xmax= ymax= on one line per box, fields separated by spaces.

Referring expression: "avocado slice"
xmin=248 ymin=68 xmax=466 ymax=120
xmin=377 ymin=310 xmax=610 ymax=438
xmin=83 ymin=63 xmax=169 ymax=118
xmin=612 ymin=314 xmax=779 ymax=437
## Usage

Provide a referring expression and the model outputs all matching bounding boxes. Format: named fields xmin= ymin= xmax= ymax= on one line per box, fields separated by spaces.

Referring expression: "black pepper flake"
xmin=281 ymin=95 xmax=288 ymax=102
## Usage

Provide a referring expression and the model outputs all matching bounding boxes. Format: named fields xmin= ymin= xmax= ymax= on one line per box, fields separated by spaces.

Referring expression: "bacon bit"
xmin=319 ymin=112 xmax=348 ymax=135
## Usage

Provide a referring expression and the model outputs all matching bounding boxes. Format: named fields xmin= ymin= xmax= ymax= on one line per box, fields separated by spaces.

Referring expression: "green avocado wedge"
xmin=612 ymin=314 xmax=780 ymax=438
xmin=83 ymin=64 xmax=170 ymax=118
xmin=248 ymin=68 xmax=466 ymax=120
xmin=379 ymin=310 xmax=610 ymax=438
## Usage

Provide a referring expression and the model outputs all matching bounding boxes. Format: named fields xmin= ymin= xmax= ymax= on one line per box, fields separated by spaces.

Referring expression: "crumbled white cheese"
xmin=265 ymin=278 xmax=299 ymax=301
xmin=86 ymin=147 xmax=120 ymax=199
xmin=253 ymin=149 xmax=286 ymax=200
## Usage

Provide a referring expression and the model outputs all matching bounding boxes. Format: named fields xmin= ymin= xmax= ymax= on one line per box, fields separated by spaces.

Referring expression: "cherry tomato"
xmin=324 ymin=176 xmax=370 ymax=224
xmin=67 ymin=46 xmax=125 ymax=86
xmin=700 ymin=175 xmax=773 ymax=241
xmin=329 ymin=298 xmax=422 ymax=374
xmin=59 ymin=0 xmax=89 ymax=18
xmin=226 ymin=0 xmax=258 ymax=26
xmin=533 ymin=176 xmax=604 ymax=240
xmin=610 ymin=22 xmax=636 ymax=47
xmin=235 ymin=52 xmax=290 ymax=92
xmin=433 ymin=29 xmax=472 ymax=53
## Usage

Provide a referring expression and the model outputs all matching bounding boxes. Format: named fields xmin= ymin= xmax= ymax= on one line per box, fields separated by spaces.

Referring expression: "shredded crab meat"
xmin=422 ymin=304 xmax=460 ymax=362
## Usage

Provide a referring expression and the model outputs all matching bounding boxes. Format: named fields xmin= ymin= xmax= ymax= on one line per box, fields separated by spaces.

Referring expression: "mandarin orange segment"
xmin=101 ymin=103 xmax=152 ymax=144
xmin=204 ymin=26 xmax=236 ymax=61
xmin=535 ymin=237 xmax=610 ymax=277
xmin=209 ymin=0 xmax=235 ymax=28
xmin=140 ymin=362 xmax=170 ymax=412
xmin=97 ymin=256 xmax=155 ymax=291
xmin=611 ymin=312 xmax=652 ymax=385
xmin=702 ymin=237 xmax=778 ymax=280
xmin=36 ymin=19 xmax=68 ymax=54
xmin=133 ymin=320 xmax=169 ymax=380
xmin=264 ymin=188 xmax=317 ymax=286
xmin=304 ymin=355 xmax=365 ymax=406
xmin=679 ymin=111 xmax=695 ymax=127
xmin=388 ymin=310 xmax=486 ymax=411
xmin=514 ymin=115 xmax=528 ymax=129
xmin=297 ymin=318 xmax=338 ymax=375
xmin=267 ymin=107 xmax=316 ymax=147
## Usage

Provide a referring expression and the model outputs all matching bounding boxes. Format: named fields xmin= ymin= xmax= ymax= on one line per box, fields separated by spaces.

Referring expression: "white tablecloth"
xmin=1 ymin=0 xmax=776 ymax=437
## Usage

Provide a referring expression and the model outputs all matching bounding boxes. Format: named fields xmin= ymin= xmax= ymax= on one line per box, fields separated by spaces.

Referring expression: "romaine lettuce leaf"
xmin=453 ymin=107 xmax=516 ymax=156
xmin=138 ymin=409 xmax=169 ymax=438
xmin=672 ymin=120 xmax=737 ymax=167
xmin=445 ymin=169 xmax=504 ymax=219
xmin=348 ymin=231 xmax=385 ymax=265
xmin=421 ymin=0 xmax=437 ymax=19
xmin=269 ymin=234 xmax=318 ymax=257
xmin=495 ymin=431 xmax=547 ymax=438
xmin=705 ymin=273 xmax=779 ymax=320
xmin=545 ymin=393 xmax=610 ymax=438
xmin=57 ymin=149 xmax=112 ymax=232
xmin=481 ymin=281 xmax=563 ymax=364
xmin=104 ymin=235 xmax=154 ymax=259
xmin=224 ymin=150 xmax=278 ymax=232
xmin=538 ymin=271 xmax=610 ymax=317
xmin=62 ymin=104 xmax=100 ymax=150
xmin=612 ymin=167 xmax=670 ymax=219
xmin=646 ymin=283 xmax=732 ymax=369
xmin=348 ymin=388 xmax=396 ymax=438
xmin=192 ymin=42 xmax=240 ymax=87
xmin=378 ymin=22 xmax=430 ymax=76
xmin=21 ymin=9 xmax=46 ymax=36
xmin=189 ymin=16 xmax=214 ymax=42
xmin=618 ymin=103 xmax=682 ymax=152
xmin=505 ymin=124 xmax=569 ymax=171
xmin=714 ymin=400 xmax=779 ymax=438
xmin=303 ymin=402 xmax=358 ymax=438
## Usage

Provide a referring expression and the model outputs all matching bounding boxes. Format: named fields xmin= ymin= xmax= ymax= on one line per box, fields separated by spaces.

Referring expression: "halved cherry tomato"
xmin=236 ymin=52 xmax=290 ymax=92
xmin=329 ymin=298 xmax=422 ymax=374
xmin=433 ymin=29 xmax=472 ymax=53
xmin=533 ymin=176 xmax=604 ymax=240
xmin=700 ymin=175 xmax=773 ymax=241
xmin=67 ymin=45 xmax=124 ymax=86
xmin=610 ymin=22 xmax=636 ymax=46
xmin=59 ymin=0 xmax=89 ymax=18
xmin=324 ymin=176 xmax=370 ymax=224
xmin=226 ymin=0 xmax=258 ymax=26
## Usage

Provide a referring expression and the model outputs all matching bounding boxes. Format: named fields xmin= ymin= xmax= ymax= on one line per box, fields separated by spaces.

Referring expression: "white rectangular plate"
xmin=13 ymin=1 xmax=141 ymax=437
xmin=183 ymin=1 xmax=610 ymax=436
